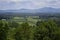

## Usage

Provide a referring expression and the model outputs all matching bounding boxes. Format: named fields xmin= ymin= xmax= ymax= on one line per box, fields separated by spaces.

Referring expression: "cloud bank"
xmin=0 ymin=0 xmax=60 ymax=10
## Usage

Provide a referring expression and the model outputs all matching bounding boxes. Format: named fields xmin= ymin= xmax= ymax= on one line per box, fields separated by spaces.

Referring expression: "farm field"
xmin=12 ymin=16 xmax=41 ymax=26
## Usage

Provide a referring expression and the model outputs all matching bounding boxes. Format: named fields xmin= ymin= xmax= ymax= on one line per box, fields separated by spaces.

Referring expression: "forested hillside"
xmin=0 ymin=19 xmax=60 ymax=40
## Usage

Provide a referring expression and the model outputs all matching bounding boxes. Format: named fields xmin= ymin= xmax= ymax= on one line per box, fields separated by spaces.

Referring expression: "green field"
xmin=12 ymin=16 xmax=41 ymax=26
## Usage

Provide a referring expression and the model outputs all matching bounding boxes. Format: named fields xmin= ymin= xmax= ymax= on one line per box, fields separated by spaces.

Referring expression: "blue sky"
xmin=0 ymin=0 xmax=60 ymax=10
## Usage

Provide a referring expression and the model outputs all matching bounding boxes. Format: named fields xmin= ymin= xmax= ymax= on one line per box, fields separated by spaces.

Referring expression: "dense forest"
xmin=0 ymin=19 xmax=60 ymax=40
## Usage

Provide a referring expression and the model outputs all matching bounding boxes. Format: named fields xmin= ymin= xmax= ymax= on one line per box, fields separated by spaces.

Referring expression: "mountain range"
xmin=0 ymin=7 xmax=60 ymax=13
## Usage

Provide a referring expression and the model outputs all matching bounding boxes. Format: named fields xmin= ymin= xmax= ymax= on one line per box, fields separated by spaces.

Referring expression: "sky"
xmin=0 ymin=0 xmax=60 ymax=10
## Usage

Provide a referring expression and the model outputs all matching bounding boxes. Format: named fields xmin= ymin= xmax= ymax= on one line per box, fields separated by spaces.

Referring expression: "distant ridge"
xmin=0 ymin=7 xmax=60 ymax=13
xmin=39 ymin=7 xmax=60 ymax=13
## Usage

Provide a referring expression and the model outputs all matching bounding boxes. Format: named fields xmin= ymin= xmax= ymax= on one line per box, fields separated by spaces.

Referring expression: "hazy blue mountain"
xmin=0 ymin=7 xmax=60 ymax=13
xmin=38 ymin=7 xmax=60 ymax=13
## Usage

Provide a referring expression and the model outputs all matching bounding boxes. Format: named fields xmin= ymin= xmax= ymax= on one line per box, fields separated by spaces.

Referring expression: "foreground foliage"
xmin=0 ymin=20 xmax=60 ymax=40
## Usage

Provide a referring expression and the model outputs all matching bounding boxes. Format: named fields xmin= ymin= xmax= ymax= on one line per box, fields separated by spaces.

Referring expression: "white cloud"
xmin=0 ymin=0 xmax=60 ymax=9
